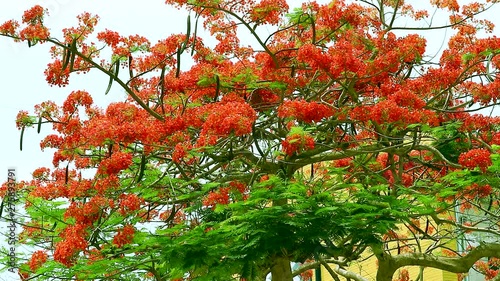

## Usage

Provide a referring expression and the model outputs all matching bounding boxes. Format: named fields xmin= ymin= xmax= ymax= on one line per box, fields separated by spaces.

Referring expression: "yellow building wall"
xmin=314 ymin=231 xmax=459 ymax=281
xmin=316 ymin=260 xmax=458 ymax=281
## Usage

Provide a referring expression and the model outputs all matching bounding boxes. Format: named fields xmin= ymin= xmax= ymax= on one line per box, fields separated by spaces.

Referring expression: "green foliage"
xmin=432 ymin=121 xmax=469 ymax=162
xmin=4 ymin=1 xmax=500 ymax=281
xmin=286 ymin=7 xmax=314 ymax=27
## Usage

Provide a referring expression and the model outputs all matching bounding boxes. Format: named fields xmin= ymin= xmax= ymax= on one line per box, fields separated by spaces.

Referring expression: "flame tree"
xmin=2 ymin=1 xmax=500 ymax=280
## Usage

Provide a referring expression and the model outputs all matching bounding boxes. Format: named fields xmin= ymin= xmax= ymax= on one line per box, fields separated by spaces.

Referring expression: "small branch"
xmin=319 ymin=257 xmax=370 ymax=281
xmin=412 ymin=144 xmax=461 ymax=168
xmin=430 ymin=213 xmax=500 ymax=237
xmin=47 ymin=38 xmax=164 ymax=121
xmin=292 ymin=261 xmax=320 ymax=276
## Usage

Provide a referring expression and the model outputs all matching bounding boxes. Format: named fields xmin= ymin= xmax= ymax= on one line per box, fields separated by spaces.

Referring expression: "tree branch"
xmin=374 ymin=242 xmax=500 ymax=281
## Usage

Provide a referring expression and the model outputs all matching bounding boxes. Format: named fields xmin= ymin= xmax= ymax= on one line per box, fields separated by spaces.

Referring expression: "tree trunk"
xmin=376 ymin=265 xmax=396 ymax=281
xmin=270 ymin=256 xmax=293 ymax=281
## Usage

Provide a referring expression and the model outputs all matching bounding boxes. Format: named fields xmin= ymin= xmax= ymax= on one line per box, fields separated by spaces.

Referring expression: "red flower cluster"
xmin=96 ymin=29 xmax=121 ymax=48
xmin=61 ymin=12 xmax=99 ymax=44
xmin=54 ymin=224 xmax=88 ymax=266
xmin=96 ymin=29 xmax=150 ymax=58
xmin=62 ymin=90 xmax=94 ymax=114
xmin=64 ymin=201 xmax=98 ymax=226
xmin=172 ymin=141 xmax=194 ymax=164
xmin=0 ymin=20 xmax=19 ymax=36
xmin=141 ymin=35 xmax=186 ymax=69
xmin=248 ymin=88 xmax=280 ymax=110
xmin=460 ymin=113 xmax=499 ymax=132
xmin=333 ymin=157 xmax=353 ymax=168
xmin=282 ymin=132 xmax=315 ymax=156
xmin=94 ymin=175 xmax=120 ymax=194
xmin=203 ymin=187 xmax=230 ymax=209
xmin=34 ymin=100 xmax=59 ymax=117
xmin=387 ymin=89 xmax=426 ymax=109
xmin=475 ymin=258 xmax=499 ymax=280
xmin=81 ymin=101 xmax=157 ymax=146
xmin=229 ymin=181 xmax=247 ymax=194
xmin=83 ymin=195 xmax=109 ymax=214
xmin=373 ymin=153 xmax=417 ymax=187
xmin=430 ymin=0 xmax=460 ymax=12
xmin=19 ymin=23 xmax=50 ymax=41
xmin=395 ymin=269 xmax=410 ymax=281
xmin=15 ymin=110 xmax=33 ymax=129
xmin=31 ymin=167 xmax=51 ymax=180
xmin=113 ymin=225 xmax=135 ymax=248
xmin=297 ymin=44 xmax=332 ymax=71
xmin=118 ymin=194 xmax=143 ymax=215
xmin=201 ymin=100 xmax=257 ymax=138
xmin=18 ymin=6 xmax=50 ymax=42
xmin=22 ymin=5 xmax=46 ymax=24
xmin=299 ymin=269 xmax=313 ymax=281
xmin=28 ymin=250 xmax=48 ymax=271
xmin=458 ymin=148 xmax=492 ymax=173
xmin=44 ymin=59 xmax=70 ymax=86
xmin=30 ymin=181 xmax=67 ymax=200
xmin=249 ymin=0 xmax=289 ymax=25
xmin=463 ymin=183 xmax=493 ymax=200
xmin=277 ymin=99 xmax=333 ymax=123
xmin=350 ymin=100 xmax=438 ymax=127
xmin=97 ymin=151 xmax=133 ymax=175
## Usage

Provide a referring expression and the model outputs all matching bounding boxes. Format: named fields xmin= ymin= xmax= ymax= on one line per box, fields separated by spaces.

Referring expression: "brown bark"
xmin=270 ymin=256 xmax=293 ymax=281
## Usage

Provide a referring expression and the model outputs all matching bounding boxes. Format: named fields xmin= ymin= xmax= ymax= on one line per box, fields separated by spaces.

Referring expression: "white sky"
xmin=0 ymin=1 xmax=193 ymax=182
xmin=0 ymin=0 xmax=499 ymax=280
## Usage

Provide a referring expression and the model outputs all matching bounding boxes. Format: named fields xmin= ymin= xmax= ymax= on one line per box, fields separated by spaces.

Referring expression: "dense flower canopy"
xmin=2 ymin=1 xmax=500 ymax=281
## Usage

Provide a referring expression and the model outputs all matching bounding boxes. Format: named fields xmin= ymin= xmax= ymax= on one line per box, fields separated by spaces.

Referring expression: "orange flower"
xmin=54 ymin=224 xmax=88 ymax=266
xmin=118 ymin=194 xmax=143 ymax=215
xmin=458 ymin=148 xmax=492 ymax=173
xmin=282 ymin=132 xmax=315 ymax=156
xmin=113 ymin=225 xmax=135 ymax=248
xmin=22 ymin=5 xmax=46 ymax=24
xmin=278 ymin=99 xmax=334 ymax=123
xmin=97 ymin=151 xmax=133 ymax=175
xmin=0 ymin=20 xmax=19 ymax=35
xmin=29 ymin=250 xmax=48 ymax=271
xmin=203 ymin=187 xmax=230 ymax=209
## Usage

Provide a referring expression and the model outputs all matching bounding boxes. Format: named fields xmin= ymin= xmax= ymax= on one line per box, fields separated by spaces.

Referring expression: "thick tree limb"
xmin=373 ymin=242 xmax=500 ymax=281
